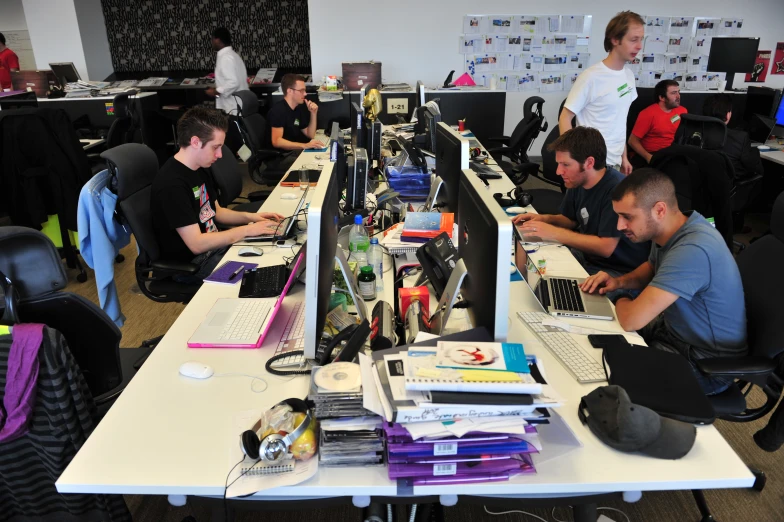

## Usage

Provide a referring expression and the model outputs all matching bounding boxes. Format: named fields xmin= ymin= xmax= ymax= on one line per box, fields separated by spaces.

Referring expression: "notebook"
xmin=380 ymin=223 xmax=422 ymax=254
xmin=204 ymin=261 xmax=259 ymax=285
xmin=402 ymin=212 xmax=455 ymax=241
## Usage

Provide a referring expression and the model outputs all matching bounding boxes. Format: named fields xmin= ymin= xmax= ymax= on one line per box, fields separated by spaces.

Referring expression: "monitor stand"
xmin=428 ymin=258 xmax=468 ymax=336
xmin=424 ymin=174 xmax=445 ymax=211
xmin=725 ymin=73 xmax=736 ymax=91
xmin=334 ymin=247 xmax=369 ymax=322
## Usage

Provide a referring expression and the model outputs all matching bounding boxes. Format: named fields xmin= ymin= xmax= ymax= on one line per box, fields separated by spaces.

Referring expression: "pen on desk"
xmin=228 ymin=264 xmax=246 ymax=281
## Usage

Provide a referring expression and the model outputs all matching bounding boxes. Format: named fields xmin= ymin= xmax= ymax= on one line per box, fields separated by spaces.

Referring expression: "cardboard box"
xmin=399 ymin=286 xmax=429 ymax=320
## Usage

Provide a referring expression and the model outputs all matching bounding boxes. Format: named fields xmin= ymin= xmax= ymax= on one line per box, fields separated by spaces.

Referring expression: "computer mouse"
xmin=757 ymin=145 xmax=771 ymax=151
xmin=179 ymin=361 xmax=214 ymax=379
xmin=506 ymin=206 xmax=526 ymax=215
xmin=238 ymin=246 xmax=264 ymax=257
xmin=281 ymin=193 xmax=298 ymax=200
xmin=509 ymin=265 xmax=517 ymax=274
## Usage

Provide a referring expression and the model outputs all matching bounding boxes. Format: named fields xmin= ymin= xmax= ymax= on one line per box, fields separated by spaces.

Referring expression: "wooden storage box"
xmin=341 ymin=62 xmax=381 ymax=90
xmin=11 ymin=70 xmax=58 ymax=98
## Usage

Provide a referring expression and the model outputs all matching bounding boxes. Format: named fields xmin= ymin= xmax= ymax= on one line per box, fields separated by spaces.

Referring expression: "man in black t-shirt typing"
xmin=265 ymin=73 xmax=324 ymax=172
xmin=512 ymin=127 xmax=650 ymax=301
xmin=151 ymin=107 xmax=284 ymax=284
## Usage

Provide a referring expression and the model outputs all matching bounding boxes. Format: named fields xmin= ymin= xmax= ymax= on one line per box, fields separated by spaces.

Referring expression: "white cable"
xmin=484 ymin=505 xmax=548 ymax=522
xmin=212 ymin=373 xmax=269 ymax=393
xmin=551 ymin=506 xmax=630 ymax=522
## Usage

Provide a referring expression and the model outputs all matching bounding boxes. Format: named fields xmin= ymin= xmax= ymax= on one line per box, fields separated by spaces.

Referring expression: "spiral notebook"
xmin=241 ymin=461 xmax=295 ymax=475
xmin=380 ymin=223 xmax=423 ymax=254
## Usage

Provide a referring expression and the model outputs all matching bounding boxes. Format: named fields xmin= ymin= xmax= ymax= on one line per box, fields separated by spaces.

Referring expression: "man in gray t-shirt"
xmin=580 ymin=168 xmax=747 ymax=395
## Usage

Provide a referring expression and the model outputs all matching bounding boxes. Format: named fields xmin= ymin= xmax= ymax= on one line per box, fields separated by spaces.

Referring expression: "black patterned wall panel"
xmin=100 ymin=0 xmax=311 ymax=72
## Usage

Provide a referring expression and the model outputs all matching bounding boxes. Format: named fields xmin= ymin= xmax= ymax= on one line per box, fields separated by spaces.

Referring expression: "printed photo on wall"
xmin=746 ymin=50 xmax=771 ymax=83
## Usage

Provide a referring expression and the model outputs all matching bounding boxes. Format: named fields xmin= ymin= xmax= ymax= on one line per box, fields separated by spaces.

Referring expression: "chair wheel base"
xmin=752 ymin=470 xmax=766 ymax=492
xmin=76 ymin=272 xmax=87 ymax=283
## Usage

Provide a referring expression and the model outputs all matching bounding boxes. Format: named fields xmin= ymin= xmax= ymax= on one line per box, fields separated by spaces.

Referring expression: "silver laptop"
xmin=245 ymin=187 xmax=308 ymax=242
xmin=514 ymin=234 xmax=614 ymax=321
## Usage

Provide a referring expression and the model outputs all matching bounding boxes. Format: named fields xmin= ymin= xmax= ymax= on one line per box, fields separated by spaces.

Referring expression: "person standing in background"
xmin=560 ymin=11 xmax=645 ymax=175
xmin=0 ymin=33 xmax=21 ymax=92
xmin=205 ymin=27 xmax=249 ymax=115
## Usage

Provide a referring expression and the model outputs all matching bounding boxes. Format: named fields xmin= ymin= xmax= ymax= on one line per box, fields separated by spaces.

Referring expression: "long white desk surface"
xmin=56 ymin=133 xmax=753 ymax=502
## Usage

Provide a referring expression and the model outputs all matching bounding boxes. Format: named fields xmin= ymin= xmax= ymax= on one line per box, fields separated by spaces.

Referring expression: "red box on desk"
xmin=399 ymin=286 xmax=429 ymax=320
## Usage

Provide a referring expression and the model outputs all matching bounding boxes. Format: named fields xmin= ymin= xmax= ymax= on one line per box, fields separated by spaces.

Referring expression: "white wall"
xmin=74 ymin=0 xmax=113 ymax=80
xmin=309 ymin=0 xmax=784 ymax=151
xmin=0 ymin=0 xmax=29 ymax=31
xmin=22 ymin=0 xmax=88 ymax=80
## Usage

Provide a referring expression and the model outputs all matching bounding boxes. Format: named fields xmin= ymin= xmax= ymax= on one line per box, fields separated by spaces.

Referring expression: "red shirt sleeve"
xmin=7 ymin=51 xmax=19 ymax=70
xmin=631 ymin=107 xmax=653 ymax=139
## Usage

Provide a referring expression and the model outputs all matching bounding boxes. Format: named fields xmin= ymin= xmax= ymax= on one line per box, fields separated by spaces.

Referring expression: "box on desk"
xmin=342 ymin=62 xmax=382 ymax=90
xmin=11 ymin=70 xmax=58 ymax=98
xmin=399 ymin=286 xmax=429 ymax=319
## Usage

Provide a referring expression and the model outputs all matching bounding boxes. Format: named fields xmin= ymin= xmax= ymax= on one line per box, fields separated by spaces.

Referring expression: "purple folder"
xmin=388 ymin=454 xmax=535 ymax=479
xmin=203 ymin=261 xmax=258 ymax=284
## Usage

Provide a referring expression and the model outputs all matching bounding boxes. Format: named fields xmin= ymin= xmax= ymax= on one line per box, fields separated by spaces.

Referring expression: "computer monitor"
xmin=745 ymin=86 xmax=781 ymax=122
xmin=414 ymin=105 xmax=441 ymax=153
xmin=775 ymin=96 xmax=784 ymax=127
xmin=416 ymin=80 xmax=425 ymax=108
xmin=431 ymin=122 xmax=469 ymax=213
xmin=456 ymin=169 xmax=512 ymax=341
xmin=707 ymin=37 xmax=760 ymax=90
xmin=49 ymin=62 xmax=81 ymax=87
xmin=0 ymin=91 xmax=39 ymax=111
xmin=303 ymin=162 xmax=367 ymax=359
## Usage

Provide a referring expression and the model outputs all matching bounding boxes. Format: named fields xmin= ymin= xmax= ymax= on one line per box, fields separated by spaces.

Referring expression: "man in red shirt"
xmin=628 ymin=80 xmax=687 ymax=169
xmin=0 ymin=33 xmax=21 ymax=91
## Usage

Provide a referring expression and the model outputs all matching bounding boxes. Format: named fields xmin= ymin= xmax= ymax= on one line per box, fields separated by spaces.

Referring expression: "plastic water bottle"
xmin=368 ymin=237 xmax=384 ymax=291
xmin=348 ymin=214 xmax=370 ymax=266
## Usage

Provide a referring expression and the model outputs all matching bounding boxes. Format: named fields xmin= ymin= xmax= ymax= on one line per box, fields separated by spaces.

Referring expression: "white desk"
xmin=56 ymin=136 xmax=753 ymax=508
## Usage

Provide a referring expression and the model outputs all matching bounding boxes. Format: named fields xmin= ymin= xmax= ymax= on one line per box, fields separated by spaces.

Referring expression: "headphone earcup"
xmin=513 ymin=187 xmax=533 ymax=208
xmin=493 ymin=193 xmax=514 ymax=207
xmin=240 ymin=430 xmax=261 ymax=460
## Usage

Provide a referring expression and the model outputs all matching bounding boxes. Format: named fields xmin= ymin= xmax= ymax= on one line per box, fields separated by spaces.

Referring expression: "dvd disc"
xmin=314 ymin=362 xmax=362 ymax=392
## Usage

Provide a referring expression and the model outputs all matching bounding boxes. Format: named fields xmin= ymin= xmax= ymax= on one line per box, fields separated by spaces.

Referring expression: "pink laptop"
xmin=187 ymin=253 xmax=304 ymax=348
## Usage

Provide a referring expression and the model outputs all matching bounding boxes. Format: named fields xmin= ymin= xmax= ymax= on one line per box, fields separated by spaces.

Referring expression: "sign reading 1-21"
xmin=387 ymin=98 xmax=409 ymax=114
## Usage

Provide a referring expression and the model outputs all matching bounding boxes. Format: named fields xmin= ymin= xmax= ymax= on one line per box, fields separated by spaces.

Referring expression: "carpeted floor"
xmin=50 ymin=172 xmax=784 ymax=521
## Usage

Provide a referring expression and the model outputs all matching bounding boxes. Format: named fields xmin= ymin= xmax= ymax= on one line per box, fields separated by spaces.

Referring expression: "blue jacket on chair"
xmin=77 ymin=170 xmax=131 ymax=327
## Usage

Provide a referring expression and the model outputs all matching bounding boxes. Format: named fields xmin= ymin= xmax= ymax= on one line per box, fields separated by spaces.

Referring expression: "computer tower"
xmin=346 ymin=148 xmax=368 ymax=211
xmin=365 ymin=120 xmax=383 ymax=161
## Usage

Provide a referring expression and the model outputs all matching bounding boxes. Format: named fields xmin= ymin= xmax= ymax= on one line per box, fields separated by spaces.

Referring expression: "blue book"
xmin=401 ymin=212 xmax=454 ymax=240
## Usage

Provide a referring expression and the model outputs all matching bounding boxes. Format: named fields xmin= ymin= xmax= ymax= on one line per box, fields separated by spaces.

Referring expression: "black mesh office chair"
xmin=209 ymin=145 xmax=265 ymax=213
xmin=232 ymin=90 xmax=288 ymax=186
xmin=486 ymin=96 xmax=548 ymax=169
xmin=0 ymin=227 xmax=151 ymax=416
xmin=102 ymin=144 xmax=199 ymax=304
xmin=105 ymin=91 xmax=142 ymax=149
xmin=688 ymin=193 xmax=784 ymax=521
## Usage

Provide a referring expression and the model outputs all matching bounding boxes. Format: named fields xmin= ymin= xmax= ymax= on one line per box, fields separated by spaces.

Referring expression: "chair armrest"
xmin=247 ymin=189 xmax=273 ymax=201
xmin=256 ymin=148 xmax=283 ymax=162
xmin=485 ymin=136 xmax=510 ymax=145
xmin=150 ymin=260 xmax=200 ymax=274
xmin=695 ymin=356 xmax=776 ymax=377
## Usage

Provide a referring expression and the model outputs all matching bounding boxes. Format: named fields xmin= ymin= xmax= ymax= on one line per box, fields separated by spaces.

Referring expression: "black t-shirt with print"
xmin=265 ymin=99 xmax=311 ymax=149
xmin=151 ymin=157 xmax=219 ymax=262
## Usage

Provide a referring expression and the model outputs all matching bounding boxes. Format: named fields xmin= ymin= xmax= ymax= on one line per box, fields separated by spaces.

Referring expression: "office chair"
xmin=688 ymin=192 xmax=784 ymax=521
xmin=232 ymin=90 xmax=288 ymax=187
xmin=0 ymin=227 xmax=152 ymax=417
xmin=209 ymin=145 xmax=265 ymax=213
xmin=105 ymin=91 xmax=142 ymax=149
xmin=505 ymin=100 xmax=571 ymax=215
xmin=486 ymin=95 xmax=547 ymax=169
xmin=102 ymin=144 xmax=199 ymax=304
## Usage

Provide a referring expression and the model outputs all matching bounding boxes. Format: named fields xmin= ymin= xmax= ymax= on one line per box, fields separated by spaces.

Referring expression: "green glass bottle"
xmin=357 ymin=265 xmax=377 ymax=301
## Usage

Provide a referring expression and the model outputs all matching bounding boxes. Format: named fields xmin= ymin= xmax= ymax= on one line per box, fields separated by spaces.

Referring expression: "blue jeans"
xmin=569 ymin=248 xmax=640 ymax=303
xmin=639 ymin=315 xmax=732 ymax=396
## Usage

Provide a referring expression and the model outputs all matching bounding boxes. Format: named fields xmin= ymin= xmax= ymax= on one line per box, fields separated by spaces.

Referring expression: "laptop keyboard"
xmin=517 ymin=311 xmax=606 ymax=384
xmin=270 ymin=301 xmax=307 ymax=368
xmin=245 ymin=217 xmax=291 ymax=241
xmin=219 ymin=300 xmax=273 ymax=340
xmin=241 ymin=265 xmax=287 ymax=298
xmin=549 ymin=278 xmax=585 ymax=312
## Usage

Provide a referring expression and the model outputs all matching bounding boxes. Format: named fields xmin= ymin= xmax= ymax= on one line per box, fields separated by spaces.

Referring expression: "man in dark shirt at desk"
xmin=265 ymin=73 xmax=324 ymax=173
xmin=703 ymin=94 xmax=764 ymax=180
xmin=513 ymin=127 xmax=650 ymax=300
xmin=151 ymin=107 xmax=283 ymax=284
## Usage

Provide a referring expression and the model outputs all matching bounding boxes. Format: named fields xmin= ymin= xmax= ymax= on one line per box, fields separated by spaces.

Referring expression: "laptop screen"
xmin=514 ymin=236 xmax=545 ymax=307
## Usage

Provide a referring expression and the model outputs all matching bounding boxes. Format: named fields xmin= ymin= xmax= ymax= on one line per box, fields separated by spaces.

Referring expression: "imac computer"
xmin=414 ymin=101 xmax=441 ymax=153
xmin=707 ymin=37 xmax=760 ymax=91
xmin=0 ymin=91 xmax=39 ymax=111
xmin=425 ymin=122 xmax=469 ymax=213
xmin=49 ymin=62 xmax=81 ymax=87
xmin=745 ymin=86 xmax=782 ymax=123
xmin=430 ymin=169 xmax=512 ymax=341
xmin=304 ymin=163 xmax=367 ymax=359
xmin=774 ymin=95 xmax=784 ymax=128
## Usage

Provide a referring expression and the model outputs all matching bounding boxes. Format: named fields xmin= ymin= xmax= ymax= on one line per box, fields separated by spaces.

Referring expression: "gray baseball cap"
xmin=579 ymin=385 xmax=696 ymax=459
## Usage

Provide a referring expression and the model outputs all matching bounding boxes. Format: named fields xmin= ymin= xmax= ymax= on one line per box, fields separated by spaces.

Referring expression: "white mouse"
xmin=238 ymin=246 xmax=264 ymax=257
xmin=507 ymin=206 xmax=526 ymax=214
xmin=281 ymin=193 xmax=298 ymax=200
xmin=509 ymin=265 xmax=517 ymax=274
xmin=179 ymin=361 xmax=214 ymax=379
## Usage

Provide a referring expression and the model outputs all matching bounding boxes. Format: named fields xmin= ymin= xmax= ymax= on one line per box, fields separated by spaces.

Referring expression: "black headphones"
xmin=240 ymin=398 xmax=313 ymax=463
xmin=493 ymin=186 xmax=533 ymax=208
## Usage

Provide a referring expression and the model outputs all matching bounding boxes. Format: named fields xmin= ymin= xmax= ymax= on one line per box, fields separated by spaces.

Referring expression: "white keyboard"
xmin=219 ymin=300 xmax=272 ymax=340
xmin=517 ymin=311 xmax=607 ymax=384
xmin=270 ymin=302 xmax=307 ymax=368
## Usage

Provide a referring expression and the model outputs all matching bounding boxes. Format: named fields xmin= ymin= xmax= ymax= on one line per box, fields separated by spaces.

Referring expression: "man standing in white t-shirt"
xmin=560 ymin=11 xmax=645 ymax=175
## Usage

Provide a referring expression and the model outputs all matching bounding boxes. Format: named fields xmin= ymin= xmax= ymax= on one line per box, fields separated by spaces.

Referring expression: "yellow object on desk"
xmin=458 ymin=370 xmax=523 ymax=383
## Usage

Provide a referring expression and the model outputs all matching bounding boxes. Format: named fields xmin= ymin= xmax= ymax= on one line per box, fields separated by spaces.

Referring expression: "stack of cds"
xmin=309 ymin=362 xmax=386 ymax=467
xmin=382 ymin=421 xmax=539 ymax=485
